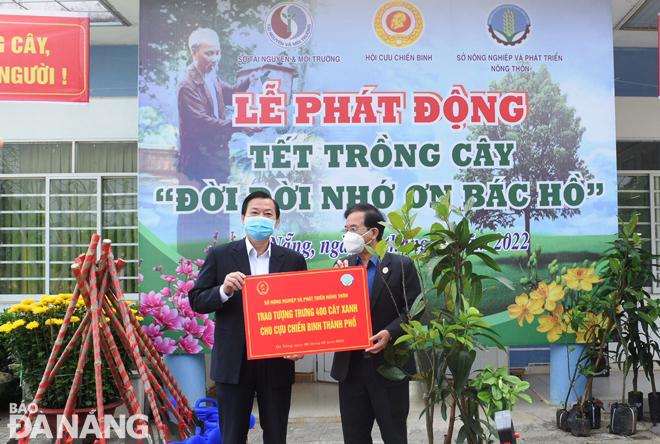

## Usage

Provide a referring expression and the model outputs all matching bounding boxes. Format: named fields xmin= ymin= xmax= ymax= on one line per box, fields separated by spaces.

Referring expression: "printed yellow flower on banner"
xmin=507 ymin=293 xmax=544 ymax=327
xmin=530 ymin=281 xmax=565 ymax=311
xmin=562 ymin=267 xmax=601 ymax=291
xmin=537 ymin=305 xmax=565 ymax=342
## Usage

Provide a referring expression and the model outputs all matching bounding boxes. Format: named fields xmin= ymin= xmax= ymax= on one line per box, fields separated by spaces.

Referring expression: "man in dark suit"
xmin=331 ymin=203 xmax=421 ymax=444
xmin=189 ymin=191 xmax=307 ymax=444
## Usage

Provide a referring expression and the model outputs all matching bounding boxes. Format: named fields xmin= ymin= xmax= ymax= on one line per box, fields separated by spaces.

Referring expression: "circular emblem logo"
xmin=340 ymin=274 xmax=354 ymax=287
xmin=339 ymin=274 xmax=354 ymax=287
xmin=256 ymin=281 xmax=270 ymax=296
xmin=374 ymin=2 xmax=423 ymax=48
xmin=265 ymin=3 xmax=314 ymax=49
xmin=487 ymin=5 xmax=531 ymax=47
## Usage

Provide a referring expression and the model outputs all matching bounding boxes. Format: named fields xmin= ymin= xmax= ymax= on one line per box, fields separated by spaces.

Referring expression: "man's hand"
xmin=366 ymin=329 xmax=391 ymax=354
xmin=248 ymin=71 xmax=260 ymax=85
xmin=284 ymin=354 xmax=305 ymax=361
xmin=334 ymin=259 xmax=349 ymax=269
xmin=223 ymin=271 xmax=246 ymax=294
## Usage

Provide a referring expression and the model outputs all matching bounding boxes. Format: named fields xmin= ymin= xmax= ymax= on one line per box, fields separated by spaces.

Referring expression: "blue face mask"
xmin=244 ymin=216 xmax=276 ymax=240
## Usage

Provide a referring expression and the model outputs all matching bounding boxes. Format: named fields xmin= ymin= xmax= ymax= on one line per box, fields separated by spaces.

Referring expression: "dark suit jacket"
xmin=331 ymin=252 xmax=421 ymax=387
xmin=177 ymin=65 xmax=250 ymax=180
xmin=189 ymin=239 xmax=307 ymax=386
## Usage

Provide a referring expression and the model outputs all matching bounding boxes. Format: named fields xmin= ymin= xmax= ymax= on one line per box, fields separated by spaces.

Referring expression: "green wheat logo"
xmin=498 ymin=9 xmax=522 ymax=42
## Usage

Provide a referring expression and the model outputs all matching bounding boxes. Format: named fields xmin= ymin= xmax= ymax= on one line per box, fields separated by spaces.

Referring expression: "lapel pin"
xmin=382 ymin=267 xmax=389 ymax=274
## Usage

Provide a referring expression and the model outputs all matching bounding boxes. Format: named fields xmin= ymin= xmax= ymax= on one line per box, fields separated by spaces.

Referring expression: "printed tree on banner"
xmin=454 ymin=64 xmax=591 ymax=249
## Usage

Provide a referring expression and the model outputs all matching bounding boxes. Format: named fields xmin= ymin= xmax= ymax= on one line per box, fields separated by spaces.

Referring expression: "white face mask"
xmin=342 ymin=230 xmax=370 ymax=254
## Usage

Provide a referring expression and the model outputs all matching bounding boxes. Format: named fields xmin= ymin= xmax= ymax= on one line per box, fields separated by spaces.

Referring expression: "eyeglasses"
xmin=341 ymin=227 xmax=369 ymax=236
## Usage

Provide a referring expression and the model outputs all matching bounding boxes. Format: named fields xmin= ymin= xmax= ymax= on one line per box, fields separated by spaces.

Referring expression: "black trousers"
xmin=215 ymin=358 xmax=292 ymax=444
xmin=338 ymin=351 xmax=409 ymax=444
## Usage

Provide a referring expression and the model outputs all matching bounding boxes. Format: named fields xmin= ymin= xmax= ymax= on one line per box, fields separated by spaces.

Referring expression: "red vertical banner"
xmin=0 ymin=11 xmax=89 ymax=103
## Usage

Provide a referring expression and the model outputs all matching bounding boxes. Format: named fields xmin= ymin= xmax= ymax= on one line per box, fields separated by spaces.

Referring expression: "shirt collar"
xmin=246 ymin=237 xmax=272 ymax=259
xmin=192 ymin=64 xmax=215 ymax=82
xmin=356 ymin=255 xmax=378 ymax=267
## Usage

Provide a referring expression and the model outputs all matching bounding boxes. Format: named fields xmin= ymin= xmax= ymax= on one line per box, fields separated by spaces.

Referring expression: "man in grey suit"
xmin=332 ymin=203 xmax=421 ymax=444
xmin=189 ymin=191 xmax=306 ymax=444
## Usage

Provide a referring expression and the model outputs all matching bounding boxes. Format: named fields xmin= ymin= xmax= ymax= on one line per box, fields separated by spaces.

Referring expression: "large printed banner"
xmin=138 ymin=1 xmax=618 ymax=348
xmin=0 ymin=11 xmax=89 ymax=103
xmin=243 ymin=268 xmax=372 ymax=359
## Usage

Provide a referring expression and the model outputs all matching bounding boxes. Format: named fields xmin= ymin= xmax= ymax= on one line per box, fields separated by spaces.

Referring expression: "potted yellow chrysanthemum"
xmin=0 ymin=294 xmax=136 ymax=410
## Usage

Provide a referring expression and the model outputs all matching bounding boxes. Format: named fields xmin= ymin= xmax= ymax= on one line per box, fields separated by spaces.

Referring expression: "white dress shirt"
xmin=219 ymin=237 xmax=271 ymax=302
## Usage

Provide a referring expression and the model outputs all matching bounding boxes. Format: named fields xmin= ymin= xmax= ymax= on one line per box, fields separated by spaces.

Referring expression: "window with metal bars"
xmin=616 ymin=141 xmax=660 ymax=293
xmin=0 ymin=141 xmax=137 ymax=301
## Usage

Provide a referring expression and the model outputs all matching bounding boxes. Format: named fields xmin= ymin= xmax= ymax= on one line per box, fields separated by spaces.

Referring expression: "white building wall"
xmin=615 ymin=97 xmax=660 ymax=141
xmin=1 ymin=97 xmax=137 ymax=142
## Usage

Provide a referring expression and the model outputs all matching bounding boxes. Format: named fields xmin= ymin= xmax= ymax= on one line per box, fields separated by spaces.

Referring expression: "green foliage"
xmin=606 ymin=214 xmax=660 ymax=397
xmin=550 ymin=213 xmax=660 ymax=413
xmin=375 ymin=190 xmax=526 ymax=443
xmin=0 ymin=309 xmax=22 ymax=404
xmin=470 ymin=365 xmax=531 ymax=418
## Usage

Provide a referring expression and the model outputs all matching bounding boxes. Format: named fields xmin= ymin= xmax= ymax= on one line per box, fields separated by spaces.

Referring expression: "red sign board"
xmin=0 ymin=11 xmax=89 ymax=103
xmin=243 ymin=267 xmax=373 ymax=360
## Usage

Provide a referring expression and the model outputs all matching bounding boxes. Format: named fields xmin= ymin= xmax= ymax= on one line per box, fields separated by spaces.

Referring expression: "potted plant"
xmin=616 ymin=311 xmax=645 ymax=420
xmin=615 ymin=249 xmax=660 ymax=423
xmin=648 ymin=355 xmax=660 ymax=424
xmin=371 ymin=192 xmax=530 ymax=443
xmin=643 ymin=333 xmax=660 ymax=424
xmin=548 ymin=214 xmax=655 ymax=437
xmin=506 ymin=242 xmax=608 ymax=434
xmin=601 ymin=214 xmax=658 ymax=435
xmin=566 ymin=400 xmax=592 ymax=437
xmin=0 ymin=294 xmax=135 ymax=439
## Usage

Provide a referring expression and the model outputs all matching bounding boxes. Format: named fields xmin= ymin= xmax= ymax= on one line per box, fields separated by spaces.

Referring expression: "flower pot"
xmin=584 ymin=401 xmax=601 ymax=429
xmin=628 ymin=391 xmax=644 ymax=421
xmin=609 ymin=402 xmax=636 ymax=436
xmin=556 ymin=408 xmax=570 ymax=431
xmin=570 ymin=417 xmax=591 ymax=437
xmin=38 ymin=399 xmax=124 ymax=444
xmin=561 ymin=405 xmax=581 ymax=432
xmin=649 ymin=392 xmax=660 ymax=424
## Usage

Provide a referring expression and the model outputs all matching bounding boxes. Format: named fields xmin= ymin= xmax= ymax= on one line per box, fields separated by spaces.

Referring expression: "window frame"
xmin=0 ymin=140 xmax=138 ymax=303
xmin=617 ymin=170 xmax=659 ymax=293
